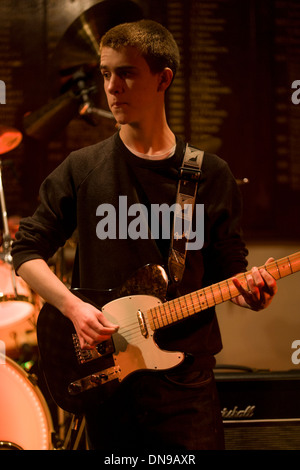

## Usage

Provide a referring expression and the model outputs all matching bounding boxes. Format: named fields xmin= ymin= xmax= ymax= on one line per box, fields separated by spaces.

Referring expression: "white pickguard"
xmin=102 ymin=295 xmax=185 ymax=382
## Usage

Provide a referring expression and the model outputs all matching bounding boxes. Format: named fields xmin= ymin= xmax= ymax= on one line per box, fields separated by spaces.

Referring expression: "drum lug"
xmin=27 ymin=372 xmax=38 ymax=386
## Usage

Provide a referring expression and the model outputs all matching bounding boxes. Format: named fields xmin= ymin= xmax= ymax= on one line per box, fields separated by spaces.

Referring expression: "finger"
xmin=81 ymin=336 xmax=112 ymax=350
xmin=232 ymin=274 xmax=262 ymax=310
xmin=258 ymin=269 xmax=278 ymax=296
xmin=76 ymin=333 xmax=95 ymax=350
xmin=232 ymin=276 xmax=254 ymax=305
xmin=249 ymin=267 xmax=265 ymax=290
xmin=82 ymin=340 xmax=95 ymax=350
xmin=81 ymin=307 xmax=119 ymax=336
xmin=261 ymin=258 xmax=278 ymax=291
xmin=236 ymin=272 xmax=261 ymax=300
xmin=80 ymin=328 xmax=116 ymax=349
xmin=78 ymin=324 xmax=116 ymax=349
xmin=96 ymin=310 xmax=119 ymax=331
xmin=82 ymin=325 xmax=116 ymax=347
xmin=232 ymin=276 xmax=248 ymax=296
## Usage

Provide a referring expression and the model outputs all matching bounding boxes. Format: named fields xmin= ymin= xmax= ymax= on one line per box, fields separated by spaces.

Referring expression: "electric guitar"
xmin=37 ymin=252 xmax=300 ymax=414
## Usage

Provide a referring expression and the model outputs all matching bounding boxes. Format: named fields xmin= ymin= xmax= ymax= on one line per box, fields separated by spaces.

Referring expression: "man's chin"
xmin=112 ymin=114 xmax=128 ymax=126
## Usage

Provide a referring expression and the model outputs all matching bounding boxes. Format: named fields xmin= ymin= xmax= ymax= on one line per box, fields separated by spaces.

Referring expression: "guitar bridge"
xmin=72 ymin=334 xmax=115 ymax=364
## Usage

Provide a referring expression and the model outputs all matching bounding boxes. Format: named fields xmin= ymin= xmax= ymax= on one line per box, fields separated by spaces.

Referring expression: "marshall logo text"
xmin=221 ymin=405 xmax=255 ymax=419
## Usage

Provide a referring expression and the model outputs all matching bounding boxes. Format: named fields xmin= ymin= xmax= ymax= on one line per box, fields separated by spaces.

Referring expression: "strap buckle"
xmin=179 ymin=166 xmax=202 ymax=181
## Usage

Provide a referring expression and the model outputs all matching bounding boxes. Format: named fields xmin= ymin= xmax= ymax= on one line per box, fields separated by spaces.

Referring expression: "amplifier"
xmin=215 ymin=368 xmax=300 ymax=450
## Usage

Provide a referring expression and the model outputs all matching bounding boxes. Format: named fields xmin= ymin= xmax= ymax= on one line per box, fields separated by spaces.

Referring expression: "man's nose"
xmin=107 ymin=74 xmax=122 ymax=94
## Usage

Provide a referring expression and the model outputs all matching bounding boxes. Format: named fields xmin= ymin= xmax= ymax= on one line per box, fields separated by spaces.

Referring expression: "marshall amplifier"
xmin=215 ymin=367 xmax=300 ymax=450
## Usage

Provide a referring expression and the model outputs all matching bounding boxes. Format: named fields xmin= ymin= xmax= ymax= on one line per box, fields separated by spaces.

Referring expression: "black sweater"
xmin=12 ymin=132 xmax=248 ymax=365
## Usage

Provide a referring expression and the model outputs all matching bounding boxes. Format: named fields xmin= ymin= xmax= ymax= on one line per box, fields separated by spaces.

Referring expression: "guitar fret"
xmin=203 ymin=288 xmax=210 ymax=308
xmin=225 ymin=279 xmax=232 ymax=298
xmin=205 ymin=286 xmax=218 ymax=308
xmin=238 ymin=272 xmax=248 ymax=292
xmin=274 ymin=260 xmax=281 ymax=279
xmin=210 ymin=285 xmax=217 ymax=305
xmin=217 ymin=282 xmax=225 ymax=302
xmin=157 ymin=303 xmax=166 ymax=327
xmin=167 ymin=303 xmax=176 ymax=325
xmin=185 ymin=293 xmax=196 ymax=317
xmin=149 ymin=306 xmax=160 ymax=330
xmin=182 ymin=295 xmax=189 ymax=316
xmin=177 ymin=297 xmax=186 ymax=319
xmin=188 ymin=293 xmax=196 ymax=315
xmin=170 ymin=299 xmax=181 ymax=321
xmin=168 ymin=299 xmax=179 ymax=323
xmin=217 ymin=280 xmax=232 ymax=302
xmin=276 ymin=257 xmax=294 ymax=278
xmin=195 ymin=290 xmax=208 ymax=310
xmin=209 ymin=284 xmax=223 ymax=306
xmin=176 ymin=297 xmax=185 ymax=320
xmin=158 ymin=304 xmax=168 ymax=327
xmin=166 ymin=300 xmax=178 ymax=324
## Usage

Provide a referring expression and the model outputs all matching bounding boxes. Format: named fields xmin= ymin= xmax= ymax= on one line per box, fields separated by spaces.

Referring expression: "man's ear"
xmin=157 ymin=68 xmax=173 ymax=92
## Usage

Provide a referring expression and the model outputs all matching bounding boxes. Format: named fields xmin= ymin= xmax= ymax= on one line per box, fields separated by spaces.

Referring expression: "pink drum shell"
xmin=0 ymin=355 xmax=53 ymax=450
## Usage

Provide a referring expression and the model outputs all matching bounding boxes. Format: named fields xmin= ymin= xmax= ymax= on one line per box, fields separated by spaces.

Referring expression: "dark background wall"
xmin=0 ymin=0 xmax=299 ymax=242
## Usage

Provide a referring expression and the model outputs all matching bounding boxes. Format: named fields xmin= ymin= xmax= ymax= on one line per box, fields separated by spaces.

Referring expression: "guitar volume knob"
xmin=91 ymin=374 xmax=100 ymax=384
xmin=91 ymin=373 xmax=108 ymax=384
xmin=68 ymin=382 xmax=82 ymax=395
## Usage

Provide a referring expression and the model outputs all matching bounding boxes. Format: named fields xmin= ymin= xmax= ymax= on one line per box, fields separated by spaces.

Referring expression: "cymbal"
xmin=51 ymin=0 xmax=143 ymax=73
xmin=0 ymin=126 xmax=22 ymax=155
xmin=23 ymin=2 xmax=143 ymax=140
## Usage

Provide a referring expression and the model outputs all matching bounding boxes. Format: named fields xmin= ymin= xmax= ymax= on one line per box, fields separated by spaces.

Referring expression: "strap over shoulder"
xmin=168 ymin=144 xmax=204 ymax=284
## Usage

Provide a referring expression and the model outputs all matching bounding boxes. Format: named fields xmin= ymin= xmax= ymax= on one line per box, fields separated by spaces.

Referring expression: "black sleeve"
xmin=200 ymin=155 xmax=248 ymax=285
xmin=12 ymin=156 xmax=78 ymax=272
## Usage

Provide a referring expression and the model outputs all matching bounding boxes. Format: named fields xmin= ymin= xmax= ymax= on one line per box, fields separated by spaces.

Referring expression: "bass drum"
xmin=0 ymin=261 xmax=39 ymax=358
xmin=0 ymin=355 xmax=53 ymax=450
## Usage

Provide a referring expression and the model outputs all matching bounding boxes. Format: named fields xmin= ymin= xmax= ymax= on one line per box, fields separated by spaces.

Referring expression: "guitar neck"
xmin=148 ymin=251 xmax=300 ymax=331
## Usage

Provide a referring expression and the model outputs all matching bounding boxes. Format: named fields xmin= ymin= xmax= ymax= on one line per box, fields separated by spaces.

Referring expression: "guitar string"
xmin=147 ymin=256 xmax=291 ymax=330
xmin=103 ymin=278 xmax=236 ymax=341
xmin=143 ymin=255 xmax=298 ymax=332
xmin=102 ymin=255 xmax=299 ymax=343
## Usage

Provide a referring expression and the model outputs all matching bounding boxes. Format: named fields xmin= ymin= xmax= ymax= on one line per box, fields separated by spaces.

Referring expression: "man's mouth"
xmin=111 ymin=101 xmax=127 ymax=108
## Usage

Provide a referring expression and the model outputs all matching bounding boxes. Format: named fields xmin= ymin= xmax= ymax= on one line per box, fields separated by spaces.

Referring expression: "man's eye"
xmin=120 ymin=71 xmax=133 ymax=79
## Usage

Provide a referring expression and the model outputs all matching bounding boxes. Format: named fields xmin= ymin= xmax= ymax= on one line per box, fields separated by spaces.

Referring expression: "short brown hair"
xmin=99 ymin=19 xmax=180 ymax=78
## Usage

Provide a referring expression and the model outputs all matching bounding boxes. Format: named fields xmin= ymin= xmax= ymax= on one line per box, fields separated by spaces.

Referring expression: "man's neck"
xmin=119 ymin=122 xmax=175 ymax=157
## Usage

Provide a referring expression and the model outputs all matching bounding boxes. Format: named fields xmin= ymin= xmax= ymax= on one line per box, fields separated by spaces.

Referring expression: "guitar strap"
xmin=168 ymin=144 xmax=204 ymax=284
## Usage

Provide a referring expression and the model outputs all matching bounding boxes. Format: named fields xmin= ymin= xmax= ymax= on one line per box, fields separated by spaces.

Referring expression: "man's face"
xmin=100 ymin=46 xmax=163 ymax=127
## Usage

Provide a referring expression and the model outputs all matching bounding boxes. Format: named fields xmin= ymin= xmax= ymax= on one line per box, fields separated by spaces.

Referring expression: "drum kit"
xmin=0 ymin=125 xmax=57 ymax=450
xmin=0 ymin=124 xmax=86 ymax=450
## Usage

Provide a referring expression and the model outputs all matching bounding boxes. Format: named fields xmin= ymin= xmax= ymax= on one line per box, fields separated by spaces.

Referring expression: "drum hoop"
xmin=0 ymin=294 xmax=32 ymax=303
xmin=0 ymin=440 xmax=23 ymax=450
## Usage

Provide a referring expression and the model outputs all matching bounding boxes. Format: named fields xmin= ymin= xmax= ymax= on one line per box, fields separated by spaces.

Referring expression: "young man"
xmin=12 ymin=20 xmax=277 ymax=450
